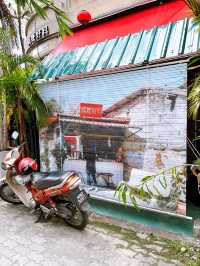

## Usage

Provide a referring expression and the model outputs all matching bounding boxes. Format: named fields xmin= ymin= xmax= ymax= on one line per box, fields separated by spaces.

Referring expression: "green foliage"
xmin=0 ymin=49 xmax=47 ymax=144
xmin=28 ymin=0 xmax=72 ymax=38
xmin=0 ymin=52 xmax=47 ymax=120
xmin=116 ymin=166 xmax=187 ymax=209
xmin=185 ymin=0 xmax=200 ymax=119
xmin=188 ymin=75 xmax=200 ymax=119
xmin=185 ymin=1 xmax=200 ymax=24
xmin=90 ymin=219 xmax=200 ymax=266
xmin=0 ymin=0 xmax=72 ymax=38
xmin=193 ymin=157 xmax=200 ymax=166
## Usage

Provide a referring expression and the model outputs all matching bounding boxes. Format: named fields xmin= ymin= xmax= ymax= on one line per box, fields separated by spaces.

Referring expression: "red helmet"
xmin=18 ymin=157 xmax=38 ymax=175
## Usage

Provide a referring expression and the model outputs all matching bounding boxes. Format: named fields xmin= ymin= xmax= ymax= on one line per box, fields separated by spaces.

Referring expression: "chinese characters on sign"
xmin=29 ymin=26 xmax=49 ymax=46
xmin=80 ymin=103 xmax=103 ymax=118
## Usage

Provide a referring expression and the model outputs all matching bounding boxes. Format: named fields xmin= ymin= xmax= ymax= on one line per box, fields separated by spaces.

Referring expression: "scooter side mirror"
xmin=1 ymin=162 xmax=7 ymax=170
xmin=11 ymin=131 xmax=19 ymax=140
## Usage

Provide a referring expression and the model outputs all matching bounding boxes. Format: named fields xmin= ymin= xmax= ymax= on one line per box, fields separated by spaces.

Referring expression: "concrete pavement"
xmin=0 ymin=200 xmax=191 ymax=266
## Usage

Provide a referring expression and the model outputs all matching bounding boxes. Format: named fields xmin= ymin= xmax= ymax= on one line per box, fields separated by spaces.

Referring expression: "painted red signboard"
xmin=64 ymin=135 xmax=77 ymax=145
xmin=80 ymin=103 xmax=103 ymax=118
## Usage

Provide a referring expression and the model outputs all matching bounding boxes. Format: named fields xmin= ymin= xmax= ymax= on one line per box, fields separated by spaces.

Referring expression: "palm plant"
xmin=185 ymin=0 xmax=200 ymax=118
xmin=0 ymin=51 xmax=47 ymax=149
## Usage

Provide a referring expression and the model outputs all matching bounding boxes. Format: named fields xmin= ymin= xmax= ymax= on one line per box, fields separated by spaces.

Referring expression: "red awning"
xmin=60 ymin=116 xmax=130 ymax=128
xmin=53 ymin=0 xmax=190 ymax=55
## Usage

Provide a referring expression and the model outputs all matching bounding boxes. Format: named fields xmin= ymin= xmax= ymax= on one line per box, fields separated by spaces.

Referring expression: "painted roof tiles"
xmin=32 ymin=18 xmax=199 ymax=81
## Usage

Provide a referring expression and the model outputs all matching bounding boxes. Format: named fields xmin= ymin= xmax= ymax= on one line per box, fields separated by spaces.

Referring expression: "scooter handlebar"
xmin=8 ymin=142 xmax=26 ymax=150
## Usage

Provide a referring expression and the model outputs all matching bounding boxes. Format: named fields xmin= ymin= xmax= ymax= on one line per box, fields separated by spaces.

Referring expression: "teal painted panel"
xmin=134 ymin=28 xmax=157 ymax=64
xmin=54 ymin=51 xmax=77 ymax=76
xmin=44 ymin=53 xmax=64 ymax=79
xmin=149 ymin=24 xmax=171 ymax=61
xmin=184 ymin=18 xmax=200 ymax=54
xmin=73 ymin=44 xmax=97 ymax=74
xmin=106 ymin=35 xmax=131 ymax=68
xmin=42 ymin=55 xmax=55 ymax=68
xmin=63 ymin=46 xmax=86 ymax=75
xmin=85 ymin=41 xmax=107 ymax=72
xmin=178 ymin=18 xmax=189 ymax=54
xmin=119 ymin=32 xmax=143 ymax=66
xmin=32 ymin=55 xmax=55 ymax=79
xmin=60 ymin=50 xmax=77 ymax=75
xmin=94 ymin=38 xmax=119 ymax=70
xmin=165 ymin=19 xmax=187 ymax=58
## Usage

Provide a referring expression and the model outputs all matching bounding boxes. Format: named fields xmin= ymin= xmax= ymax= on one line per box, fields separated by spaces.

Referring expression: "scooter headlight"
xmin=13 ymin=175 xmax=31 ymax=185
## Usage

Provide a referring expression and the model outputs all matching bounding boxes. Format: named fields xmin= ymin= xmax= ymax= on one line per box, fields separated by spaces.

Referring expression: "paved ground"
xmin=0 ymin=200 xmax=189 ymax=266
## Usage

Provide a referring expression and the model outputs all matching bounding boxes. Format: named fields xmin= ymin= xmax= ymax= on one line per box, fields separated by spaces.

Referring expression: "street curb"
xmin=89 ymin=212 xmax=196 ymax=244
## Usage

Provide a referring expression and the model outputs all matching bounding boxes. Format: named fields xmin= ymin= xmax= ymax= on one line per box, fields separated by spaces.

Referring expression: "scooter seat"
xmin=32 ymin=172 xmax=73 ymax=190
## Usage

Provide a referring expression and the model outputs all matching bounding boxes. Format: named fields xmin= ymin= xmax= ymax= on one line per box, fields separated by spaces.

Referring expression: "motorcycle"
xmin=0 ymin=132 xmax=89 ymax=230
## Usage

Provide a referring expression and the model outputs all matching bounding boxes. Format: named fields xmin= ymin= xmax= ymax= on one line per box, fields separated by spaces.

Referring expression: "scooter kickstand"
xmin=35 ymin=209 xmax=54 ymax=223
xmin=35 ymin=210 xmax=45 ymax=223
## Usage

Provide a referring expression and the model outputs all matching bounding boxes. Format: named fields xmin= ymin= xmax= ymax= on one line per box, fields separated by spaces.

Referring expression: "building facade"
xmin=25 ymin=0 xmax=154 ymax=58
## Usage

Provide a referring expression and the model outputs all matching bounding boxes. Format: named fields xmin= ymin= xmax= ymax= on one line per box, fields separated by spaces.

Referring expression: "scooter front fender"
xmin=79 ymin=201 xmax=90 ymax=212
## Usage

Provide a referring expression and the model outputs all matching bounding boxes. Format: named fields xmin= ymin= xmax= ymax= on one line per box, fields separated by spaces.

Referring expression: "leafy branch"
xmin=116 ymin=164 xmax=193 ymax=209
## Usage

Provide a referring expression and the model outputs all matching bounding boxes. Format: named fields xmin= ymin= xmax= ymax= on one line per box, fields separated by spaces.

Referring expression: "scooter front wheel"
xmin=0 ymin=183 xmax=22 ymax=204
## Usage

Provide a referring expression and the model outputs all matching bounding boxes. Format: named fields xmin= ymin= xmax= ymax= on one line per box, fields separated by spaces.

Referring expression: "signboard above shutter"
xmin=80 ymin=103 xmax=103 ymax=118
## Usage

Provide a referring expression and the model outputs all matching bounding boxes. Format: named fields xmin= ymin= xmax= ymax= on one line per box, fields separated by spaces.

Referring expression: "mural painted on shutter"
xmin=39 ymin=63 xmax=187 ymax=214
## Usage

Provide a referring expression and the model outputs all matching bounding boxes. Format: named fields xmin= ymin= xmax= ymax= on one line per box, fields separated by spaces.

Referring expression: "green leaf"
xmin=139 ymin=186 xmax=146 ymax=200
xmin=129 ymin=191 xmax=139 ymax=211
xmin=194 ymin=158 xmax=200 ymax=166
xmin=116 ymin=184 xmax=125 ymax=202
xmin=145 ymin=184 xmax=154 ymax=197
xmin=30 ymin=1 xmax=47 ymax=19
xmin=188 ymin=54 xmax=200 ymax=67
xmin=159 ymin=174 xmax=167 ymax=189
xmin=141 ymin=175 xmax=154 ymax=184
xmin=153 ymin=182 xmax=163 ymax=197
xmin=171 ymin=167 xmax=178 ymax=182
xmin=193 ymin=135 xmax=200 ymax=141
xmin=122 ymin=190 xmax=127 ymax=205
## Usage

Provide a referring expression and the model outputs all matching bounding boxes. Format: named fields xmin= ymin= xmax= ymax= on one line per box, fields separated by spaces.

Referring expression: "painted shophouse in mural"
xmin=32 ymin=0 xmax=199 ymax=216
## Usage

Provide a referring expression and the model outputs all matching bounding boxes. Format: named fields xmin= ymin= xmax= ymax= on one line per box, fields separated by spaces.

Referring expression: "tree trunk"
xmin=17 ymin=97 xmax=26 ymax=155
xmin=17 ymin=5 xmax=25 ymax=55
xmin=2 ymin=101 xmax=7 ymax=149
xmin=0 ymin=99 xmax=8 ymax=150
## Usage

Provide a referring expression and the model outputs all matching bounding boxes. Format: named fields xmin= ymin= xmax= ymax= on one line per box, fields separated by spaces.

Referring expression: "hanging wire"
xmin=187 ymin=136 xmax=200 ymax=159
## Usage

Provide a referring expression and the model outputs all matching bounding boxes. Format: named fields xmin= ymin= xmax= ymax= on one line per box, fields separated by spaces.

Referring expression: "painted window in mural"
xmin=39 ymin=63 xmax=187 ymax=214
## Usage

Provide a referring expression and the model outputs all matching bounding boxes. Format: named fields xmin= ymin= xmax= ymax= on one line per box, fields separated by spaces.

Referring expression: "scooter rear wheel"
xmin=0 ymin=184 xmax=22 ymax=204
xmin=65 ymin=206 xmax=88 ymax=230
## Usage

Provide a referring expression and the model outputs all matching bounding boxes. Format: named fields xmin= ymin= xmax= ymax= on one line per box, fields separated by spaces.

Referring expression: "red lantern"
xmin=77 ymin=10 xmax=92 ymax=24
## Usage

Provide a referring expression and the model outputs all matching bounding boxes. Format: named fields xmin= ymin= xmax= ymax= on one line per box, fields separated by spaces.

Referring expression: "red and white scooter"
xmin=0 ymin=132 xmax=89 ymax=229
